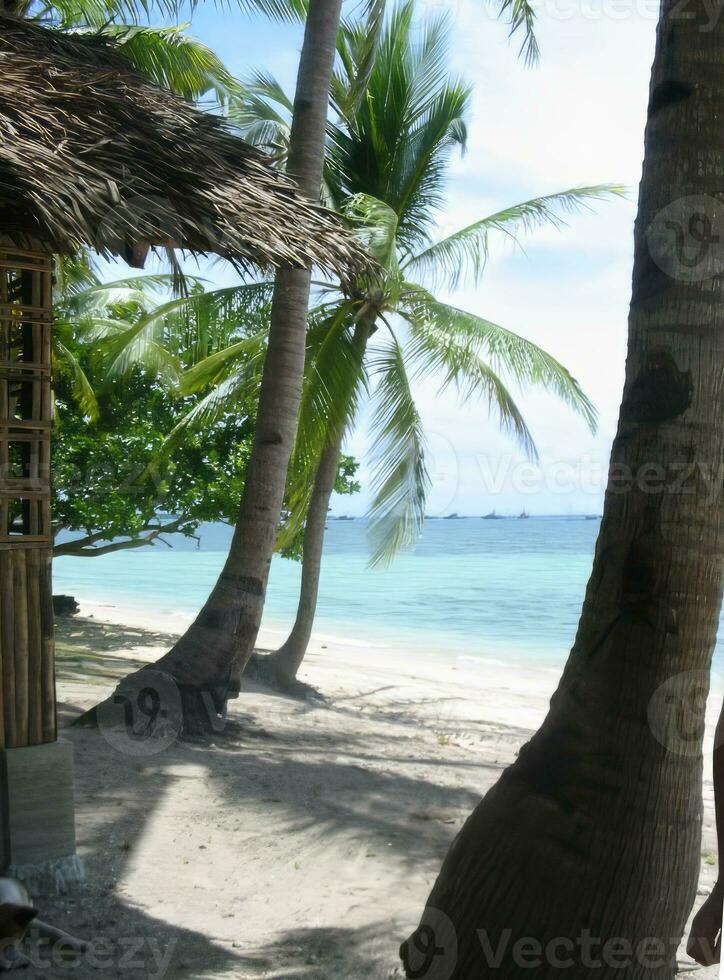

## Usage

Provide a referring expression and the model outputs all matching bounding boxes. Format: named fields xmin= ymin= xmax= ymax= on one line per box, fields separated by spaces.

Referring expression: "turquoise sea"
xmin=55 ymin=517 xmax=724 ymax=674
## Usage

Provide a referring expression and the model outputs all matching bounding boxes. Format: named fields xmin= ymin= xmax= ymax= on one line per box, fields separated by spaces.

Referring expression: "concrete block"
xmin=0 ymin=742 xmax=82 ymax=895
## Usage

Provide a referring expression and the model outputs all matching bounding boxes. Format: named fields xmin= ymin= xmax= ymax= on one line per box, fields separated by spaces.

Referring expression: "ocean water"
xmin=54 ymin=517 xmax=724 ymax=673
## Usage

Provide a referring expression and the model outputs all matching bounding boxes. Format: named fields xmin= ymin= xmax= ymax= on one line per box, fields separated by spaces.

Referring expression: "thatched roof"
xmin=0 ymin=13 xmax=366 ymax=276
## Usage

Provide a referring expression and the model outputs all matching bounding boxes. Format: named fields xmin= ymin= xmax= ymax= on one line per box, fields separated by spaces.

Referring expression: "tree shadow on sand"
xmin=47 ymin=616 xmax=537 ymax=979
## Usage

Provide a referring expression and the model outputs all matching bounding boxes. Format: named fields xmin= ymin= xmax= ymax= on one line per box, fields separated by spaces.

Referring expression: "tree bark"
xmin=76 ymin=0 xmax=344 ymax=735
xmin=268 ymin=435 xmax=344 ymax=685
xmin=400 ymin=6 xmax=724 ymax=979
xmin=253 ymin=316 xmax=374 ymax=689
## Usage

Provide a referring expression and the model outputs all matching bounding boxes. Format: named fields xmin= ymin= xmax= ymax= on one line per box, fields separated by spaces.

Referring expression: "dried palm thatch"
xmin=0 ymin=13 xmax=368 ymax=276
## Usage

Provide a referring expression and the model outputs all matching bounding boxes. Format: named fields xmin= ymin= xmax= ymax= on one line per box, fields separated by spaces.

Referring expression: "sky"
xmin=125 ymin=0 xmax=660 ymax=516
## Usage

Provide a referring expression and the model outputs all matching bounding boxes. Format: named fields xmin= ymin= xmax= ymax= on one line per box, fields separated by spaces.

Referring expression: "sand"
xmin=23 ymin=600 xmax=722 ymax=978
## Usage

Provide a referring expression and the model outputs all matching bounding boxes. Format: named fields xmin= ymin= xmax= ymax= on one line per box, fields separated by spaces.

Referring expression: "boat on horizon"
xmin=483 ymin=510 xmax=503 ymax=520
xmin=518 ymin=511 xmax=530 ymax=520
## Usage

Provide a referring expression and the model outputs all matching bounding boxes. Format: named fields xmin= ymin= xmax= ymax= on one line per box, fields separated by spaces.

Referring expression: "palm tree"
xmin=400 ymin=2 xmax=724 ymax=976
xmin=197 ymin=4 xmax=620 ymax=686
xmin=74 ymin=0 xmax=352 ymax=736
xmin=70 ymin=0 xmax=575 ymax=726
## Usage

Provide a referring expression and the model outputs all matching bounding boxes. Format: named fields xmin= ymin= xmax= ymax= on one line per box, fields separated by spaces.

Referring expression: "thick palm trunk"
xmin=77 ymin=0 xmax=344 ymax=735
xmin=269 ymin=436 xmax=344 ymax=684
xmin=401 ymin=6 xmax=724 ymax=979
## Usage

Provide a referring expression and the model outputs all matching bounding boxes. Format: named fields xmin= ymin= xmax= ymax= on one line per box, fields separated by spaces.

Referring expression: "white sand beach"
xmin=28 ymin=601 xmax=722 ymax=978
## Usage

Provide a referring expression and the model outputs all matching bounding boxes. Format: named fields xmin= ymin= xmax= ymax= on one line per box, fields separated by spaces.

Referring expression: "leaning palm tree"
xmin=399 ymin=0 xmax=724 ymax=975
xmin=190 ymin=3 xmax=621 ymax=687
xmin=72 ymin=0 xmax=554 ymax=728
xmin=74 ymin=0 xmax=351 ymax=735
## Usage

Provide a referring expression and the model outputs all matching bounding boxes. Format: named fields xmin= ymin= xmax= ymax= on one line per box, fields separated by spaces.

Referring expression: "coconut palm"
xmin=174 ymin=3 xmax=621 ymax=687
xmin=399 ymin=0 xmax=724 ymax=975
xmin=70 ymin=0 xmax=353 ymax=736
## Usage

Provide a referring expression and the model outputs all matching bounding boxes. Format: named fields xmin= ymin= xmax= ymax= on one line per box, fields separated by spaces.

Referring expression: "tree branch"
xmin=53 ymin=515 xmax=191 ymax=558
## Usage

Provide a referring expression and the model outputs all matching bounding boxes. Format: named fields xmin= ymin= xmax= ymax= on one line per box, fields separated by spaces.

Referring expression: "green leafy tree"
xmin=52 ymin=366 xmax=255 ymax=557
xmin=52 ymin=265 xmax=360 ymax=556
xmin=178 ymin=1 xmax=622 ymax=686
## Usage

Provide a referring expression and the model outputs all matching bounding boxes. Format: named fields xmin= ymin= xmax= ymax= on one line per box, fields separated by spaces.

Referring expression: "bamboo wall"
xmin=0 ymin=245 xmax=56 ymax=749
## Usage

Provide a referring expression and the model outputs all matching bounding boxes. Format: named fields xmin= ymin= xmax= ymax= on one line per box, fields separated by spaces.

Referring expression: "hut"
xmin=0 ymin=11 xmax=365 ymax=892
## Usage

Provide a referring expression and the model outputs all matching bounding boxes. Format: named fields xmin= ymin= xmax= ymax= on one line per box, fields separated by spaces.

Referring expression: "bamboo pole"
xmin=13 ymin=549 xmax=29 ymax=745
xmin=0 ymin=267 xmax=9 ymax=538
xmin=0 ymin=246 xmax=55 ymax=747
xmin=27 ymin=548 xmax=43 ymax=745
xmin=0 ymin=550 xmax=16 ymax=747
xmin=0 ymin=572 xmax=5 ymax=750
xmin=40 ymin=550 xmax=56 ymax=743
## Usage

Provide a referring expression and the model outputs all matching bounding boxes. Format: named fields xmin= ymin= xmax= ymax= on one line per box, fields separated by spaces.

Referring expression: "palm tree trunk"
xmin=256 ymin=316 xmax=374 ymax=688
xmin=269 ymin=435 xmax=344 ymax=684
xmin=76 ymin=0 xmax=344 ymax=735
xmin=401 ymin=7 xmax=724 ymax=979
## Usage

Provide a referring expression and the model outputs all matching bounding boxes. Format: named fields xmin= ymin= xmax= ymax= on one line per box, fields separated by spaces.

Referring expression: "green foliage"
xmin=53 ymin=368 xmax=255 ymax=555
xmin=213 ymin=1 xmax=618 ymax=566
xmin=52 ymin=270 xmax=359 ymax=556
xmin=39 ymin=0 xmax=612 ymax=568
xmin=335 ymin=454 xmax=361 ymax=496
xmin=23 ymin=0 xmax=246 ymax=106
xmin=86 ymin=24 xmax=245 ymax=104
xmin=280 ymin=454 xmax=361 ymax=562
xmin=51 ymin=269 xmax=260 ymax=554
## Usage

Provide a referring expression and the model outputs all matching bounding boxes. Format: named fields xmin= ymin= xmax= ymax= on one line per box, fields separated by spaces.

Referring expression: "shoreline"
xmin=71 ymin=593 xmax=570 ymax=668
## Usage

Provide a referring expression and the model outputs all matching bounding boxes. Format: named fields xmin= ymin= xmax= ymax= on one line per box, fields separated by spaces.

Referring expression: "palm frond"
xmin=180 ymin=330 xmax=268 ymax=393
xmin=326 ymin=0 xmax=471 ymax=252
xmin=229 ymin=0 xmax=308 ymax=22
xmin=366 ymin=334 xmax=430 ymax=567
xmin=402 ymin=289 xmax=598 ymax=438
xmin=226 ymin=68 xmax=292 ymax=156
xmin=405 ymin=184 xmax=627 ymax=289
xmin=344 ymin=194 xmax=399 ymax=271
xmin=56 ymin=315 xmax=134 ymax=343
xmin=162 ymin=372 xmax=255 ymax=453
xmin=57 ymin=273 xmax=192 ymax=318
xmin=494 ymin=0 xmax=539 ymax=66
xmin=53 ymin=338 xmax=100 ymax=420
xmin=400 ymin=301 xmax=537 ymax=459
xmin=54 ymin=250 xmax=99 ymax=298
xmin=281 ymin=303 xmax=370 ymax=543
xmin=100 ymin=296 xmax=190 ymax=381
xmin=92 ymin=24 xmax=244 ymax=104
xmin=30 ymin=0 xmax=181 ymax=30
xmin=339 ymin=0 xmax=386 ymax=114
